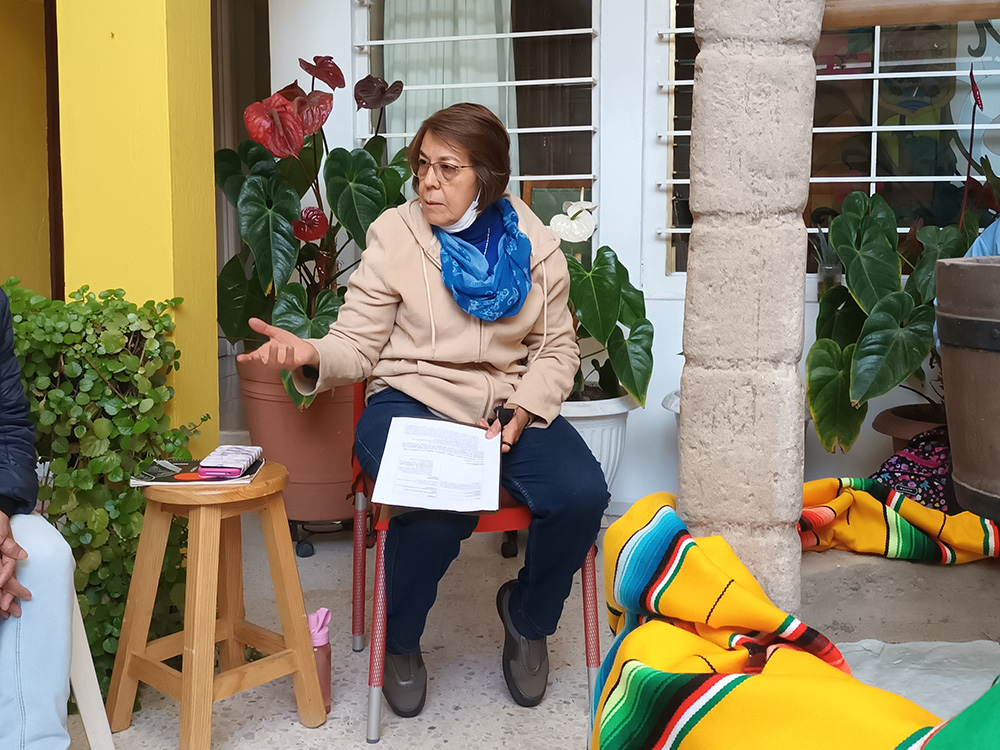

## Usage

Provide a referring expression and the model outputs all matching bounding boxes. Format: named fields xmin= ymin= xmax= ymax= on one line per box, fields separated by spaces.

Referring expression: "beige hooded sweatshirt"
xmin=293 ymin=193 xmax=579 ymax=427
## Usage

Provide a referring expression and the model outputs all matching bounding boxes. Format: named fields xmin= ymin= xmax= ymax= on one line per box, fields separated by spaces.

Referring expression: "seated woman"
xmin=239 ymin=103 xmax=609 ymax=717
xmin=0 ymin=288 xmax=75 ymax=750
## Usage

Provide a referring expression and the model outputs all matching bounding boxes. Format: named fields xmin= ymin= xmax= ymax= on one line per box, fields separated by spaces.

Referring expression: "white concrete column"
xmin=678 ymin=0 xmax=825 ymax=611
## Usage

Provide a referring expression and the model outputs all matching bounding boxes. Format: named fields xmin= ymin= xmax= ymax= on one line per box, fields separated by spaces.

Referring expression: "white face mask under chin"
xmin=438 ymin=193 xmax=481 ymax=233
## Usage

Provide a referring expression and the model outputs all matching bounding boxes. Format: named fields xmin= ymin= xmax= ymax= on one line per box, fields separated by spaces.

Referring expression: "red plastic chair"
xmin=348 ymin=384 xmax=602 ymax=743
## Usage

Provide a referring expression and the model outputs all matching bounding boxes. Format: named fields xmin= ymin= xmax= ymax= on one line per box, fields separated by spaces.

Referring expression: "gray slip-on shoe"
xmin=496 ymin=579 xmax=549 ymax=707
xmin=383 ymin=651 xmax=427 ymax=718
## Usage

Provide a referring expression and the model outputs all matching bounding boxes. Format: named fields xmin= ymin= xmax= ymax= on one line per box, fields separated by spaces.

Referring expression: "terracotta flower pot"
xmin=236 ymin=359 xmax=355 ymax=522
xmin=871 ymin=403 xmax=947 ymax=454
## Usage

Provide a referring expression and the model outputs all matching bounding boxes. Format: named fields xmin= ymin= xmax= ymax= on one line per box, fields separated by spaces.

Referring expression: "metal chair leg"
xmin=352 ymin=490 xmax=368 ymax=652
xmin=581 ymin=545 xmax=601 ymax=732
xmin=367 ymin=529 xmax=389 ymax=743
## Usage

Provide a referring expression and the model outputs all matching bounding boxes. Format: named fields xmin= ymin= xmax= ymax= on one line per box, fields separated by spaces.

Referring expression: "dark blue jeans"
xmin=354 ymin=388 xmax=609 ymax=654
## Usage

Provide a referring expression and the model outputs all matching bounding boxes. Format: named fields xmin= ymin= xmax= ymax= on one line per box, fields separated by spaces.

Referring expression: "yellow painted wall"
xmin=0 ymin=0 xmax=51 ymax=295
xmin=56 ymin=0 xmax=219 ymax=454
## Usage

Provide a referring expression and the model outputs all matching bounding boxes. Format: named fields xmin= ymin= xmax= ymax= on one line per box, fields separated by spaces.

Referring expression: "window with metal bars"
xmin=353 ymin=0 xmax=598 ymax=204
xmin=660 ymin=10 xmax=1000 ymax=273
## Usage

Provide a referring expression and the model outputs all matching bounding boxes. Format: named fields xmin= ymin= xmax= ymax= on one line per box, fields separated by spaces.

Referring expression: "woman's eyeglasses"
xmin=416 ymin=158 xmax=474 ymax=183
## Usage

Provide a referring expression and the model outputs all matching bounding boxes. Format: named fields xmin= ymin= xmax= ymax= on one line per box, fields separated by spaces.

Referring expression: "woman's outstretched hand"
xmin=236 ymin=318 xmax=321 ymax=372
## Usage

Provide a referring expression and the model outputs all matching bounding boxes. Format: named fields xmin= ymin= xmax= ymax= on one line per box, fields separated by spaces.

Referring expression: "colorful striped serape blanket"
xmin=800 ymin=477 xmax=1000 ymax=563
xmin=592 ymin=491 xmax=1000 ymax=750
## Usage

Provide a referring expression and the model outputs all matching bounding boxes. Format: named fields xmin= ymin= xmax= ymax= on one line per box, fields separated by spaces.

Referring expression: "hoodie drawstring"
xmin=529 ymin=261 xmax=548 ymax=365
xmin=421 ymin=252 xmax=437 ymax=357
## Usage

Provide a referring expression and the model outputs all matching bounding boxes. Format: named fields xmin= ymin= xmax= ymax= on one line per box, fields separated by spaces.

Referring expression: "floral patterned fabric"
xmin=870 ymin=427 xmax=955 ymax=514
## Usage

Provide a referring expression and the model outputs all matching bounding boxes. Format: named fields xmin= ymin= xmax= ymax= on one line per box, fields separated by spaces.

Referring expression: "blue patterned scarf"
xmin=434 ymin=198 xmax=532 ymax=321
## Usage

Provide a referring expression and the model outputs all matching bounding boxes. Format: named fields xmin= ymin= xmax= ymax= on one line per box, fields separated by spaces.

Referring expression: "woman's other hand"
xmin=476 ymin=406 xmax=533 ymax=454
xmin=236 ymin=318 xmax=320 ymax=372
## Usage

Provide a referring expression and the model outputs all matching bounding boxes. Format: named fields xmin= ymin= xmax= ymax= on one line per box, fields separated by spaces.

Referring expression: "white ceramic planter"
xmin=561 ymin=394 xmax=639 ymax=488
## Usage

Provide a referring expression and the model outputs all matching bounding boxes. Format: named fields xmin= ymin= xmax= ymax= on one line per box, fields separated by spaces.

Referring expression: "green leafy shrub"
xmin=3 ymin=278 xmax=208 ymax=695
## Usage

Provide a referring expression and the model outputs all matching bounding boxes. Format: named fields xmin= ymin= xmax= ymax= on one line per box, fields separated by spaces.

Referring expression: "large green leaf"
xmin=278 ymin=132 xmax=323 ymax=199
xmin=850 ymin=292 xmax=935 ymax=405
xmin=237 ymin=140 xmax=274 ymax=170
xmin=806 ymin=340 xmax=867 ymax=453
xmin=595 ymin=358 xmax=619 ymax=399
xmin=614 ymin=253 xmax=645 ymax=328
xmin=383 ymin=152 xmax=410 ymax=208
xmin=378 ymin=165 xmax=406 ymax=209
xmin=324 ymin=147 xmax=387 ymax=250
xmin=836 ymin=192 xmax=897 ymax=251
xmin=960 ymin=210 xmax=980 ymax=253
xmin=217 ymin=254 xmax=270 ymax=345
xmin=830 ymin=192 xmax=901 ymax=313
xmin=364 ymin=135 xmax=387 ymax=164
xmin=237 ymin=175 xmax=300 ymax=295
xmin=607 ymin=317 xmax=654 ymax=406
xmin=842 ymin=225 xmax=900 ymax=314
xmin=279 ymin=370 xmax=315 ymax=410
xmin=272 ymin=282 xmax=343 ymax=339
xmin=866 ymin=193 xmax=899 ymax=252
xmin=249 ymin=159 xmax=279 ymax=179
xmin=214 ymin=149 xmax=244 ymax=207
xmin=909 ymin=225 xmax=965 ymax=305
xmin=815 ymin=284 xmax=867 ymax=349
xmin=567 ymin=247 xmax=620 ymax=346
xmin=838 ymin=191 xmax=869 ymax=219
xmin=389 ymin=145 xmax=410 ymax=175
xmin=829 ymin=213 xmax=860 ymax=271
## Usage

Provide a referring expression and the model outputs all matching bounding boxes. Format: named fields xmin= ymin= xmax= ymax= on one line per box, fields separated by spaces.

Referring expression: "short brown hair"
xmin=407 ymin=103 xmax=511 ymax=209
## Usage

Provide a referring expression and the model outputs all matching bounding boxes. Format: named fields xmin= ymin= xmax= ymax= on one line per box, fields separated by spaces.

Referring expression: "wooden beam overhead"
xmin=823 ymin=0 xmax=998 ymax=29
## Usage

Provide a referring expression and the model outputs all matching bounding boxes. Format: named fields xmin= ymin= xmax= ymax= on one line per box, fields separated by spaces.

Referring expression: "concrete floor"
xmin=800 ymin=548 xmax=1000 ymax=643
xmin=69 ymin=518 xmax=1000 ymax=749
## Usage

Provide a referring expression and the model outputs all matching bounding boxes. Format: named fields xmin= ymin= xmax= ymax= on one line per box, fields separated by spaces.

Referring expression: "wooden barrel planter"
xmin=937 ymin=256 xmax=1000 ymax=521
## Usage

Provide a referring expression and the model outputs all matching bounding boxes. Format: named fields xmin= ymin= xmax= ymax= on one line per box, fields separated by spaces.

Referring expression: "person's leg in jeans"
xmin=0 ymin=513 xmax=74 ymax=750
xmin=500 ymin=415 xmax=609 ymax=639
xmin=354 ymin=388 xmax=479 ymax=654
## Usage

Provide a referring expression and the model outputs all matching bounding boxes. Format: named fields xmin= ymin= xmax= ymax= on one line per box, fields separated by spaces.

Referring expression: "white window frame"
xmin=649 ymin=9 xmax=999 ymax=302
xmin=640 ymin=0 xmax=685 ymax=300
xmin=350 ymin=1 xmax=601 ymax=192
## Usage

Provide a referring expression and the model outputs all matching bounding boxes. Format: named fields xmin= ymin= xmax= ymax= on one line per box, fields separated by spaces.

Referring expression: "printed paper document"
xmin=371 ymin=417 xmax=500 ymax=512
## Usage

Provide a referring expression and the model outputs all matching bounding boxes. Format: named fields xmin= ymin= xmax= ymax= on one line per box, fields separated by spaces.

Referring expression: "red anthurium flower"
xmin=276 ymin=80 xmax=309 ymax=102
xmin=275 ymin=81 xmax=333 ymax=137
xmin=293 ymin=206 xmax=330 ymax=242
xmin=244 ymin=93 xmax=305 ymax=158
xmin=354 ymin=75 xmax=404 ymax=110
xmin=297 ymin=90 xmax=333 ymax=136
xmin=299 ymin=56 xmax=346 ymax=91
xmin=970 ymin=66 xmax=983 ymax=111
xmin=966 ymin=176 xmax=1000 ymax=213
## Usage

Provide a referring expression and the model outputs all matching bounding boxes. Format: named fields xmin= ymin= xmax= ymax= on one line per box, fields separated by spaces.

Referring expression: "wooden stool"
xmin=105 ymin=462 xmax=326 ymax=749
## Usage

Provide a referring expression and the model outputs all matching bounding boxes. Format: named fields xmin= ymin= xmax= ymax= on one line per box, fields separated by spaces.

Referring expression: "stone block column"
xmin=678 ymin=0 xmax=825 ymax=611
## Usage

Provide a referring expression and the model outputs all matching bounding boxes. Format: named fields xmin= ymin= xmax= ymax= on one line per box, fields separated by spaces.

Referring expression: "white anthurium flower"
xmin=549 ymin=202 xmax=597 ymax=243
xmin=561 ymin=200 xmax=597 ymax=215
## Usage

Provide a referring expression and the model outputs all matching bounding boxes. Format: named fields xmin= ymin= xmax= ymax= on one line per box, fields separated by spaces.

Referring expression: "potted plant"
xmin=547 ymin=200 xmax=654 ymax=487
xmin=213 ymin=57 xmax=409 ymax=535
xmin=804 ymin=191 xmax=979 ymax=453
xmin=4 ymin=278 xmax=205 ymax=694
xmin=809 ymin=207 xmax=842 ymax=298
